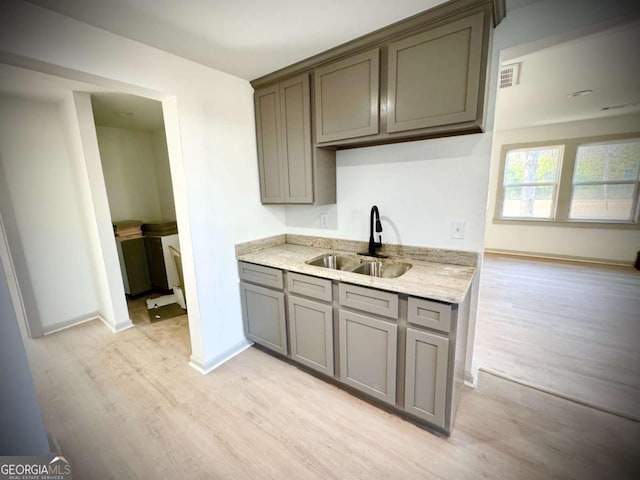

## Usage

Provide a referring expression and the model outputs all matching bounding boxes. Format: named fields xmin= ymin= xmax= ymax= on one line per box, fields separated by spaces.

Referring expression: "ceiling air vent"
xmin=499 ymin=63 xmax=520 ymax=88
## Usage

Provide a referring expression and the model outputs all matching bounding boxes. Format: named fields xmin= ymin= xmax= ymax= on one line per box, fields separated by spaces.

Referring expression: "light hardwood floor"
xmin=22 ymin=308 xmax=640 ymax=479
xmin=475 ymin=253 xmax=640 ymax=421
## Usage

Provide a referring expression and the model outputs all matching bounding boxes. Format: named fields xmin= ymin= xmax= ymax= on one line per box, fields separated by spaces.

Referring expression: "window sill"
xmin=493 ymin=218 xmax=640 ymax=230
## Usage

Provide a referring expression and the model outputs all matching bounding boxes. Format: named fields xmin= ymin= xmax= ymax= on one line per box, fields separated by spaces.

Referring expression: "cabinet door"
xmin=314 ymin=49 xmax=380 ymax=143
xmin=144 ymin=236 xmax=168 ymax=290
xmin=121 ymin=238 xmax=151 ymax=296
xmin=404 ymin=328 xmax=449 ymax=429
xmin=387 ymin=12 xmax=485 ymax=133
xmin=288 ymin=295 xmax=334 ymax=376
xmin=339 ymin=309 xmax=397 ymax=404
xmin=280 ymin=74 xmax=313 ymax=203
xmin=240 ymin=282 xmax=287 ymax=355
xmin=255 ymin=84 xmax=284 ymax=203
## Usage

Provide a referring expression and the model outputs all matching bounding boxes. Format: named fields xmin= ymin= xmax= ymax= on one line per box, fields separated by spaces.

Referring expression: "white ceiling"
xmin=0 ymin=64 xmax=163 ymax=131
xmin=496 ymin=19 xmax=640 ymax=129
xmin=92 ymin=93 xmax=164 ymax=131
xmin=5 ymin=1 xmax=638 ymax=133
xmin=0 ymin=63 xmax=106 ymax=102
xmin=26 ymin=0 xmax=450 ymax=80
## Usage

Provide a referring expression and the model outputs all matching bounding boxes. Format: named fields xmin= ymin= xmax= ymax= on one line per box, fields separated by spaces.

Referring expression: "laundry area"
xmin=93 ymin=93 xmax=186 ymax=324
xmin=113 ymin=220 xmax=185 ymax=322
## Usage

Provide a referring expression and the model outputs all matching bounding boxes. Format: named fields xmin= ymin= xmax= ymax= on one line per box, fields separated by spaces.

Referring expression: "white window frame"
xmin=494 ymin=133 xmax=640 ymax=229
xmin=568 ymin=138 xmax=640 ymax=223
xmin=498 ymin=144 xmax=563 ymax=220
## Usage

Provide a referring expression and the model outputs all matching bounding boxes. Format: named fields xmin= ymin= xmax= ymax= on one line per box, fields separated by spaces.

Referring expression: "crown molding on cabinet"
xmin=251 ymin=0 xmax=504 ymax=89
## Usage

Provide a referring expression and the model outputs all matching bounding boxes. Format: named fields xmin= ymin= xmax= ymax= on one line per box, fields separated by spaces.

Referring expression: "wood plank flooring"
xmin=475 ymin=253 xmax=640 ymax=420
xmin=22 ymin=307 xmax=640 ymax=479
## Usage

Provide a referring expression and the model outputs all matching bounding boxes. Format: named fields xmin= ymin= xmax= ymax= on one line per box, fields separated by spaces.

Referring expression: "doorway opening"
xmin=476 ymin=20 xmax=640 ymax=421
xmin=91 ymin=92 xmax=187 ymax=327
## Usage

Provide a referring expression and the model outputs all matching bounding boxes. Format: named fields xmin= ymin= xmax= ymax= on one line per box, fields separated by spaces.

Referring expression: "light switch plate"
xmin=320 ymin=213 xmax=329 ymax=228
xmin=450 ymin=221 xmax=465 ymax=239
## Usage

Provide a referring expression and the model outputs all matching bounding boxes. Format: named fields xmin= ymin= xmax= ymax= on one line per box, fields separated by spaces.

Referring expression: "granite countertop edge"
xmin=235 ymin=235 xmax=477 ymax=304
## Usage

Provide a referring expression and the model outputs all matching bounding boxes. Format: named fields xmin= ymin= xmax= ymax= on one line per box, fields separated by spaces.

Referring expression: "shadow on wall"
xmin=337 ymin=132 xmax=490 ymax=167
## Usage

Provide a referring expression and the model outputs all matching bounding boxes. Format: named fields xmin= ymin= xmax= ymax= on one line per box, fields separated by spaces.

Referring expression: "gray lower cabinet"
xmin=237 ymin=260 xmax=468 ymax=434
xmin=404 ymin=327 xmax=449 ymax=429
xmin=314 ymin=49 xmax=380 ymax=143
xmin=144 ymin=236 xmax=168 ymax=291
xmin=288 ymin=295 xmax=334 ymax=375
xmin=239 ymin=282 xmax=287 ymax=355
xmin=338 ymin=309 xmax=397 ymax=405
xmin=386 ymin=11 xmax=486 ymax=134
xmin=117 ymin=238 xmax=151 ymax=296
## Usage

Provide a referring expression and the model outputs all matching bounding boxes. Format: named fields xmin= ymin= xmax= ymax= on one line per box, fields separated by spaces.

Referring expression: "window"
xmin=501 ymin=146 xmax=562 ymax=219
xmin=495 ymin=134 xmax=640 ymax=227
xmin=569 ymin=139 xmax=640 ymax=221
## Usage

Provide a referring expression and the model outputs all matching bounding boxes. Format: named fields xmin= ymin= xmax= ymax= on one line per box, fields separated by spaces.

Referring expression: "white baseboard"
xmin=189 ymin=339 xmax=253 ymax=375
xmin=464 ymin=360 xmax=479 ymax=388
xmin=484 ymin=248 xmax=632 ymax=267
xmin=43 ymin=312 xmax=100 ymax=336
xmin=99 ymin=315 xmax=135 ymax=333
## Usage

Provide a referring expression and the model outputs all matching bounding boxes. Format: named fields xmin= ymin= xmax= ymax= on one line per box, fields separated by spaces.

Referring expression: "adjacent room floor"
xmin=22 ymin=307 xmax=640 ymax=479
xmin=475 ymin=253 xmax=640 ymax=421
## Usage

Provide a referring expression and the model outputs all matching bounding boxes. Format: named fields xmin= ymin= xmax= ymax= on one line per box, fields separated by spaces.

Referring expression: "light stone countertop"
xmin=235 ymin=236 xmax=476 ymax=304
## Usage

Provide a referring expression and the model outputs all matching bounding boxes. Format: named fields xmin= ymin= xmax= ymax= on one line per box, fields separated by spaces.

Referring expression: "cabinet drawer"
xmin=238 ymin=261 xmax=283 ymax=289
xmin=408 ymin=297 xmax=451 ymax=333
xmin=287 ymin=272 xmax=332 ymax=302
xmin=339 ymin=283 xmax=398 ymax=319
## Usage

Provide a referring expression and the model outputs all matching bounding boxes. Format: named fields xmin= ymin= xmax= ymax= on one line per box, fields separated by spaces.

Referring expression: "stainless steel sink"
xmin=307 ymin=253 xmax=411 ymax=278
xmin=351 ymin=260 xmax=412 ymax=278
xmin=306 ymin=253 xmax=362 ymax=271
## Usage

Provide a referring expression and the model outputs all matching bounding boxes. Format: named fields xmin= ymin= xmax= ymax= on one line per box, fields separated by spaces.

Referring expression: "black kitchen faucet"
xmin=360 ymin=205 xmax=386 ymax=257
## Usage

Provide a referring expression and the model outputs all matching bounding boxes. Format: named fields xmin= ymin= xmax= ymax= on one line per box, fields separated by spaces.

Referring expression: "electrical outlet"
xmin=450 ymin=221 xmax=465 ymax=239
xmin=320 ymin=213 xmax=329 ymax=228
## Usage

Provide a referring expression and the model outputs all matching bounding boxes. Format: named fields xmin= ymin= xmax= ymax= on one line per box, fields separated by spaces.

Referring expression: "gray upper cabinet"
xmin=255 ymin=74 xmax=311 ymax=203
xmin=386 ymin=12 xmax=486 ymax=134
xmin=404 ymin=328 xmax=449 ymax=429
xmin=254 ymin=73 xmax=336 ymax=205
xmin=280 ymin=75 xmax=313 ymax=202
xmin=339 ymin=309 xmax=397 ymax=405
xmin=314 ymin=49 xmax=380 ymax=143
xmin=255 ymin=84 xmax=284 ymax=203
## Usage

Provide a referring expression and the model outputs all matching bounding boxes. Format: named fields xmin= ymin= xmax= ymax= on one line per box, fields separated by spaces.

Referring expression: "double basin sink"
xmin=306 ymin=253 xmax=411 ymax=279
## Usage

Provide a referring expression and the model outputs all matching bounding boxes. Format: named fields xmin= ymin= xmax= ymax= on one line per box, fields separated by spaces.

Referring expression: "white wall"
xmin=151 ymin=128 xmax=176 ymax=221
xmin=97 ymin=126 xmax=163 ymax=222
xmin=0 ymin=94 xmax=100 ymax=331
xmin=485 ymin=114 xmax=640 ymax=263
xmin=286 ymin=133 xmax=491 ymax=252
xmin=0 ymin=0 xmax=286 ymax=370
xmin=62 ymin=92 xmax=131 ymax=332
